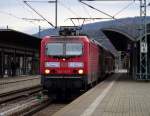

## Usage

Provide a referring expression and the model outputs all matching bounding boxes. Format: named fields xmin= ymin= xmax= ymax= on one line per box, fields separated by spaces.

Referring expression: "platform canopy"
xmin=0 ymin=29 xmax=41 ymax=49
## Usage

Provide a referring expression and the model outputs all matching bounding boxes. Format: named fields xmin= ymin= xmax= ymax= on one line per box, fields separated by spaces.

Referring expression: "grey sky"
xmin=0 ymin=0 xmax=150 ymax=34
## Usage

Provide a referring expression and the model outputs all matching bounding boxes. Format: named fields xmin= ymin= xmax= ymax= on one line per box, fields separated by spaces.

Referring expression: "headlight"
xmin=45 ymin=69 xmax=50 ymax=74
xmin=78 ymin=69 xmax=84 ymax=74
xmin=45 ymin=62 xmax=60 ymax=67
xmin=68 ymin=62 xmax=84 ymax=68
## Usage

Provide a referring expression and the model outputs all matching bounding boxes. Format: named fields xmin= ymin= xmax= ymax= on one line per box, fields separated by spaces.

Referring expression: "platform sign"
xmin=140 ymin=42 xmax=147 ymax=53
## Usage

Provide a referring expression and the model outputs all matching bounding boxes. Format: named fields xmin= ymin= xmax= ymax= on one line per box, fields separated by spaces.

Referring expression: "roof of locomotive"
xmin=42 ymin=35 xmax=90 ymax=43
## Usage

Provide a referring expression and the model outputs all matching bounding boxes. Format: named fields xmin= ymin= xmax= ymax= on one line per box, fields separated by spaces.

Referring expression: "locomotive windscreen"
xmin=46 ymin=43 xmax=63 ymax=56
xmin=66 ymin=43 xmax=82 ymax=56
xmin=46 ymin=43 xmax=83 ymax=56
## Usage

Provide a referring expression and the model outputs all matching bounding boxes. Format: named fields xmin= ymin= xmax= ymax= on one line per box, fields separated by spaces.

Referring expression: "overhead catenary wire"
xmin=0 ymin=11 xmax=47 ymax=27
xmin=58 ymin=1 xmax=81 ymax=18
xmin=81 ymin=4 xmax=92 ymax=22
xmin=0 ymin=10 xmax=43 ymax=27
xmin=59 ymin=1 xmax=83 ymax=26
xmin=113 ymin=1 xmax=135 ymax=17
xmin=15 ymin=0 xmax=50 ymax=26
xmin=60 ymin=0 xmax=108 ymax=26
xmin=67 ymin=17 xmax=112 ymax=29
xmin=24 ymin=1 xmax=55 ymax=28
xmin=22 ymin=18 xmax=45 ymax=21
xmin=79 ymin=0 xmax=115 ymax=19
xmin=23 ymin=0 xmax=56 ymax=3
xmin=79 ymin=0 xmax=138 ymax=26
xmin=12 ymin=0 xmax=142 ymax=31
xmin=16 ymin=0 xmax=45 ymax=23
xmin=16 ymin=0 xmax=35 ymax=16
xmin=0 ymin=10 xmax=21 ymax=20
xmin=0 ymin=10 xmax=33 ymax=23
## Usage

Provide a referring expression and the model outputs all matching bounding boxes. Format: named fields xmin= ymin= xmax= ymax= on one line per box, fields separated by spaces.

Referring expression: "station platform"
xmin=53 ymin=73 xmax=150 ymax=116
xmin=0 ymin=75 xmax=40 ymax=94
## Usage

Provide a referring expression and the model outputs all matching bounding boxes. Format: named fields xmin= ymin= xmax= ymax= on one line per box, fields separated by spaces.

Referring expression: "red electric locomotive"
xmin=40 ymin=27 xmax=115 ymax=96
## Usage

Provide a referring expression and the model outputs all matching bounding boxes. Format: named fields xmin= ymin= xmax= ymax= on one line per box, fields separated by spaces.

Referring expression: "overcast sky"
xmin=0 ymin=0 xmax=150 ymax=34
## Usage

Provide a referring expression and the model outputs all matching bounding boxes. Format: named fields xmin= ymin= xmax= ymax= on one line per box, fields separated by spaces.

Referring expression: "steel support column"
xmin=136 ymin=0 xmax=148 ymax=80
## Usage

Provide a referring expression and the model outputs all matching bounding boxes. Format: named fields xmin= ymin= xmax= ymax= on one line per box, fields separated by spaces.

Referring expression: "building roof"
xmin=0 ymin=29 xmax=41 ymax=49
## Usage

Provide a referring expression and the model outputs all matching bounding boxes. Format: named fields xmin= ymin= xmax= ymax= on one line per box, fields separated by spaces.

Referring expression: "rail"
xmin=0 ymin=94 xmax=49 ymax=116
xmin=0 ymin=75 xmax=41 ymax=95
xmin=0 ymin=76 xmax=40 ymax=85
xmin=0 ymin=85 xmax=42 ymax=104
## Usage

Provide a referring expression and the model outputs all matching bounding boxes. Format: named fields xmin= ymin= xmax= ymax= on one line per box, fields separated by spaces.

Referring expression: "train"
xmin=40 ymin=27 xmax=115 ymax=96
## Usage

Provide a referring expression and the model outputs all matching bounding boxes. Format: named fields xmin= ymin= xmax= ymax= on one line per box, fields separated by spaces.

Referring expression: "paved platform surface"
xmin=53 ymin=73 xmax=150 ymax=116
xmin=0 ymin=75 xmax=40 ymax=94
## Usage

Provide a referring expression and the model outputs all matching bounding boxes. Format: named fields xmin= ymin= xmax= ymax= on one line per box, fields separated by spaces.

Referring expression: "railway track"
xmin=32 ymin=102 xmax=68 ymax=116
xmin=0 ymin=93 xmax=70 ymax=116
xmin=0 ymin=76 xmax=40 ymax=85
xmin=0 ymin=89 xmax=79 ymax=116
xmin=0 ymin=76 xmax=41 ymax=104
xmin=0 ymin=76 xmax=50 ymax=116
xmin=0 ymin=75 xmax=102 ymax=116
xmin=0 ymin=76 xmax=74 ymax=116
xmin=0 ymin=84 xmax=102 ymax=116
xmin=0 ymin=94 xmax=49 ymax=116
xmin=0 ymin=76 xmax=40 ymax=95
xmin=0 ymin=85 xmax=42 ymax=104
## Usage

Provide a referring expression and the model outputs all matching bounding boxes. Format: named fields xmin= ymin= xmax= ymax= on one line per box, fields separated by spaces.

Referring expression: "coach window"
xmin=66 ymin=43 xmax=83 ymax=56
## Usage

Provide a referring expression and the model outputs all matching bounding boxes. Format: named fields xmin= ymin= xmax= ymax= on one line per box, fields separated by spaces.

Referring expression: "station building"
xmin=0 ymin=29 xmax=41 ymax=78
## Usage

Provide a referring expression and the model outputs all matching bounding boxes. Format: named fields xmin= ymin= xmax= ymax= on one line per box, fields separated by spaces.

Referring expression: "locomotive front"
xmin=40 ymin=35 xmax=88 ymax=95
